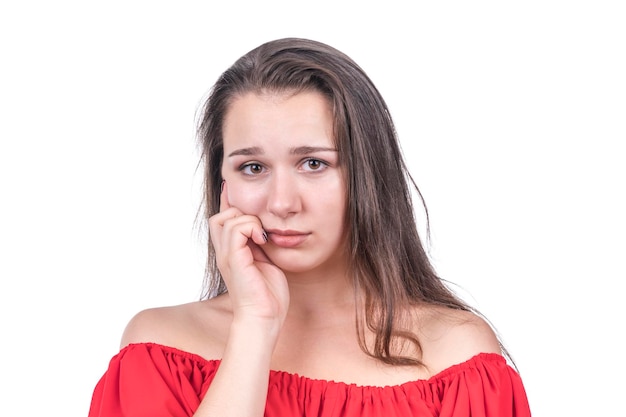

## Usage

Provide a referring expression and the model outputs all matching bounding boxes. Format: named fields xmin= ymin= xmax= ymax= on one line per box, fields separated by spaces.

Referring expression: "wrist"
xmin=230 ymin=314 xmax=283 ymax=340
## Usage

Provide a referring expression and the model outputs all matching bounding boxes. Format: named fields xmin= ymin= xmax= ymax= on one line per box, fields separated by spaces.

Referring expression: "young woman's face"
xmin=221 ymin=91 xmax=347 ymax=275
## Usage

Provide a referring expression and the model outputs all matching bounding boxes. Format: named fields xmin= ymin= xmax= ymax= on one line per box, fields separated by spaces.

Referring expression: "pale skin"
xmin=121 ymin=90 xmax=502 ymax=417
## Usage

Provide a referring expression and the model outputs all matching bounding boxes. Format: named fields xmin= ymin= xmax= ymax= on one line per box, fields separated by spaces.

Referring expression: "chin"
xmin=265 ymin=252 xmax=327 ymax=275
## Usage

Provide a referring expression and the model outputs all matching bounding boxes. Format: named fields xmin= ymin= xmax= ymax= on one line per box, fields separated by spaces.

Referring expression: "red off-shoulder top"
xmin=88 ymin=343 xmax=531 ymax=416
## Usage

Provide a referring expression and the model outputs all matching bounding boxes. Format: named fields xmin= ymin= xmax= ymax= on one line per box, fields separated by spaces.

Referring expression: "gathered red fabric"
xmin=88 ymin=343 xmax=531 ymax=417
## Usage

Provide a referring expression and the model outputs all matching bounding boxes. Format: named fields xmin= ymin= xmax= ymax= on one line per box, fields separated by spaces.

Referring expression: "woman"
xmin=88 ymin=38 xmax=531 ymax=417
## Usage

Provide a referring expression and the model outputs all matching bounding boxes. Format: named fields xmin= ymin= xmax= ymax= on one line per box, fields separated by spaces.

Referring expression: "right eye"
xmin=240 ymin=163 xmax=265 ymax=176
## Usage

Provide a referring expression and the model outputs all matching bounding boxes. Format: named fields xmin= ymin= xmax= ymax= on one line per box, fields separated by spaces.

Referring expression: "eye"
xmin=301 ymin=158 xmax=328 ymax=172
xmin=240 ymin=162 xmax=265 ymax=175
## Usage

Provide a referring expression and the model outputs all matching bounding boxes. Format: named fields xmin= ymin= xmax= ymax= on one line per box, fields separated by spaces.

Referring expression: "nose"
xmin=266 ymin=170 xmax=301 ymax=218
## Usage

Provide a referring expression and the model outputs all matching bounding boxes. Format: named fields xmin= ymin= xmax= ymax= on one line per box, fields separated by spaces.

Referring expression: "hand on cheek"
xmin=209 ymin=180 xmax=289 ymax=323
xmin=217 ymin=180 xmax=268 ymax=258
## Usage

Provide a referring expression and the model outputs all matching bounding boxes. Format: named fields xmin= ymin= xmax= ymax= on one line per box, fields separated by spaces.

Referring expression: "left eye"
xmin=302 ymin=159 xmax=327 ymax=172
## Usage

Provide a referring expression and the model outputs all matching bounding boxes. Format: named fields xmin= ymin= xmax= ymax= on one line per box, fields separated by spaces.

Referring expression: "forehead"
xmin=222 ymin=90 xmax=335 ymax=150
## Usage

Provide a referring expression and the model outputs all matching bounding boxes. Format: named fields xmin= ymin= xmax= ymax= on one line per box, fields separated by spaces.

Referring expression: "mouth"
xmin=265 ymin=229 xmax=311 ymax=248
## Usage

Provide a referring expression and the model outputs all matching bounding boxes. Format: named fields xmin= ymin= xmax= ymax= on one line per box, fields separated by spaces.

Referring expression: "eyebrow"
xmin=228 ymin=146 xmax=337 ymax=157
xmin=228 ymin=146 xmax=263 ymax=157
xmin=290 ymin=146 xmax=337 ymax=155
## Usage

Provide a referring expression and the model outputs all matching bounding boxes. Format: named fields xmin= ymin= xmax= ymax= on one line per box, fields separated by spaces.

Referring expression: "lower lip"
xmin=268 ymin=233 xmax=309 ymax=248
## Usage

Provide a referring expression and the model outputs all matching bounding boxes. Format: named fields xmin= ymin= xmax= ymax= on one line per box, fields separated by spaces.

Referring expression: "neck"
xmin=283 ymin=267 xmax=356 ymax=324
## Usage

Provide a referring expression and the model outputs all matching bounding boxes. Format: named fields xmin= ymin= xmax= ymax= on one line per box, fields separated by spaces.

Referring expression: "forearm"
xmin=193 ymin=318 xmax=280 ymax=417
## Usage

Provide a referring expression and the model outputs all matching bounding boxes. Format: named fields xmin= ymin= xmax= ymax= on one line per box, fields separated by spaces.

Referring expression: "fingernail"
xmin=262 ymin=231 xmax=268 ymax=242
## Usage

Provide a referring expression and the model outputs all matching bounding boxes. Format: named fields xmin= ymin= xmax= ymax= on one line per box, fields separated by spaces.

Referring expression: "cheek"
xmin=326 ymin=178 xmax=347 ymax=212
xmin=227 ymin=183 xmax=265 ymax=214
xmin=313 ymin=180 xmax=347 ymax=227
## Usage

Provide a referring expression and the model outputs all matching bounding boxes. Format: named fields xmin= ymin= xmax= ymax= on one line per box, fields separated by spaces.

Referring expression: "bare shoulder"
xmin=415 ymin=304 xmax=502 ymax=374
xmin=120 ymin=294 xmax=233 ymax=360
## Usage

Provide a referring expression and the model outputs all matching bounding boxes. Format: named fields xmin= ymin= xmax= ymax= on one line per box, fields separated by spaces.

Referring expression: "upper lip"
xmin=265 ymin=229 xmax=310 ymax=236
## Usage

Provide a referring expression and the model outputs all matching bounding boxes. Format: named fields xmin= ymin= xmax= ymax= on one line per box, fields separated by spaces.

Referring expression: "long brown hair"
xmin=197 ymin=38 xmax=506 ymax=367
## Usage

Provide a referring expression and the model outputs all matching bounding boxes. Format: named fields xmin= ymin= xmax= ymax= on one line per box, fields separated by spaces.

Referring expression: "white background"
xmin=1 ymin=1 xmax=624 ymax=416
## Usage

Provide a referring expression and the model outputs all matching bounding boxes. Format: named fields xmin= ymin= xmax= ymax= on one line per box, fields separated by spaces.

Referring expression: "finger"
xmin=219 ymin=220 xmax=264 ymax=276
xmin=216 ymin=181 xmax=267 ymax=242
xmin=219 ymin=180 xmax=231 ymax=212
xmin=248 ymin=240 xmax=272 ymax=264
xmin=224 ymin=217 xmax=267 ymax=250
